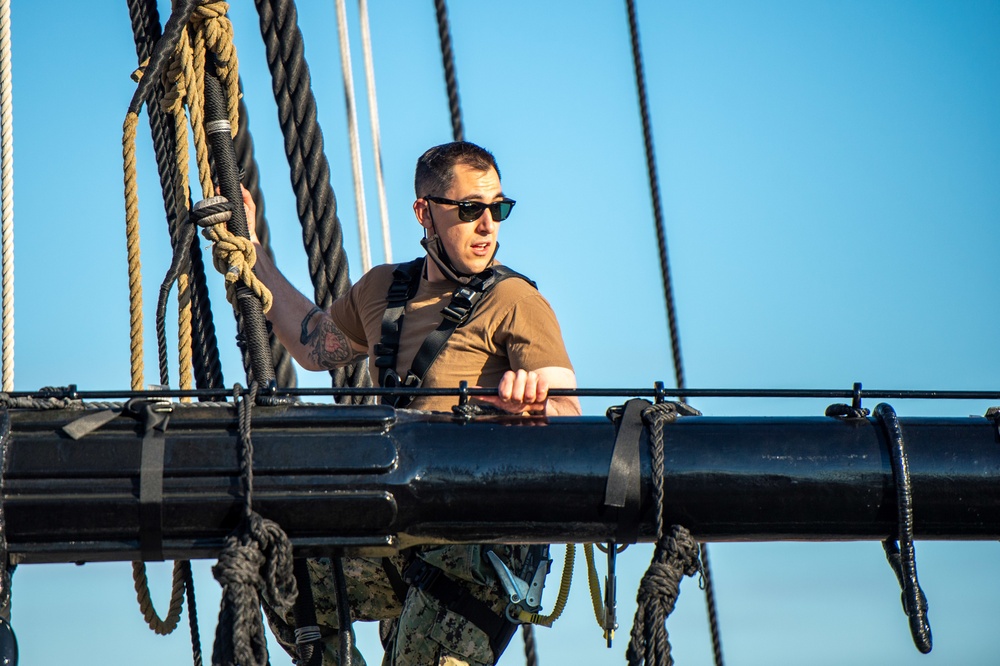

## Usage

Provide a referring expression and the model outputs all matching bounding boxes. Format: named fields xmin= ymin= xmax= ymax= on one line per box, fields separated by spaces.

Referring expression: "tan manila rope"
xmin=121 ymin=0 xmax=244 ymax=635
xmin=0 ymin=0 xmax=13 ymax=392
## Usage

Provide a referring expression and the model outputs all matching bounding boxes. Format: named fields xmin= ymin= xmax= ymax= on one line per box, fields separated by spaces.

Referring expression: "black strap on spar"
xmin=374 ymin=258 xmax=536 ymax=408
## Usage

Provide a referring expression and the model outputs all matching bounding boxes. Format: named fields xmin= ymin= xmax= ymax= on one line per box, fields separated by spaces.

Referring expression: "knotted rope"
xmin=123 ymin=0 xmax=241 ymax=392
xmin=625 ymin=402 xmax=703 ymax=666
xmin=128 ymin=0 xmax=226 ymax=397
xmin=211 ymin=383 xmax=296 ymax=666
xmin=193 ymin=197 xmax=273 ymax=315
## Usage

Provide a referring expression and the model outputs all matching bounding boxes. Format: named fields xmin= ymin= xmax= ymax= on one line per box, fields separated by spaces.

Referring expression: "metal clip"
xmin=603 ymin=541 xmax=619 ymax=647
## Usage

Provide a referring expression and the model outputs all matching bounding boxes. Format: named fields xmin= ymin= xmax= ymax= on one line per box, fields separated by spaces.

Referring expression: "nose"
xmin=475 ymin=208 xmax=496 ymax=232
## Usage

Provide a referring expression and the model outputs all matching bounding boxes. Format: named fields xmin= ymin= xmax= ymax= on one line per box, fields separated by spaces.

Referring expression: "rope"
xmin=211 ymin=383 xmax=297 ymax=666
xmin=625 ymin=402 xmax=702 ymax=666
xmin=127 ymin=0 xmax=226 ymax=396
xmin=625 ymin=3 xmax=726 ymax=661
xmin=874 ymin=402 xmax=933 ymax=653
xmin=624 ymin=0 xmax=684 ymax=395
xmin=0 ymin=0 xmax=12 ymax=393
xmin=183 ymin=560 xmax=205 ymax=666
xmin=252 ymin=0 xmax=372 ymax=397
xmin=357 ymin=0 xmax=392 ymax=263
xmin=521 ymin=625 xmax=537 ymax=666
xmin=193 ymin=196 xmax=274 ymax=314
xmin=233 ymin=91 xmax=297 ymax=389
xmin=432 ymin=0 xmax=463 ymax=141
xmin=132 ymin=560 xmax=187 ymax=635
xmin=333 ymin=0 xmax=372 ymax=273
xmin=124 ymin=111 xmax=145 ymax=391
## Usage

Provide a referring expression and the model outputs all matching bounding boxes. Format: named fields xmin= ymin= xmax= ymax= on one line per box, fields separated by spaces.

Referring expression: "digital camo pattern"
xmin=266 ymin=546 xmax=532 ymax=666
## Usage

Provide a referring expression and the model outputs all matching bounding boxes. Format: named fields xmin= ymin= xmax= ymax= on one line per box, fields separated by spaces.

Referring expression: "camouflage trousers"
xmin=267 ymin=545 xmax=529 ymax=666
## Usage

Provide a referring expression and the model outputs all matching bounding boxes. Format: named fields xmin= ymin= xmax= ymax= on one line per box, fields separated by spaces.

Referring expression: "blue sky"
xmin=4 ymin=1 xmax=1000 ymax=664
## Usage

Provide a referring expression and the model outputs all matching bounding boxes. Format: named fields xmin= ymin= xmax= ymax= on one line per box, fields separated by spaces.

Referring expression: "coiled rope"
xmin=252 ymin=0 xmax=371 ymax=398
xmin=333 ymin=0 xmax=372 ymax=273
xmin=357 ymin=0 xmax=392 ymax=264
xmin=0 ymin=0 xmax=13 ymax=393
xmin=626 ymin=402 xmax=702 ymax=666
xmin=432 ymin=0 xmax=463 ymax=141
xmin=211 ymin=383 xmax=297 ymax=666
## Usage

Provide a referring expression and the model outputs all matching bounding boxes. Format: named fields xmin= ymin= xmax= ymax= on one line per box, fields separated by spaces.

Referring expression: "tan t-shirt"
xmin=330 ymin=260 xmax=573 ymax=412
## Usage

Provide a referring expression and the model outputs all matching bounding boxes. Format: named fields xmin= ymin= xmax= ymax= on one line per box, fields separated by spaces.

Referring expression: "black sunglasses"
xmin=425 ymin=196 xmax=516 ymax=222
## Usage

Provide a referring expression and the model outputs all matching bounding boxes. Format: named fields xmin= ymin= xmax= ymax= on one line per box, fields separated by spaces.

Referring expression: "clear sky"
xmin=3 ymin=0 xmax=1000 ymax=664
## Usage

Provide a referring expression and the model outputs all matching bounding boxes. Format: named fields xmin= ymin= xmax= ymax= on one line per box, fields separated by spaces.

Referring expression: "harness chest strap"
xmin=374 ymin=258 xmax=536 ymax=408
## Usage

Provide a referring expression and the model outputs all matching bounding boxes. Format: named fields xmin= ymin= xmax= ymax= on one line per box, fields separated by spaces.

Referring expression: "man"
xmin=243 ymin=141 xmax=580 ymax=664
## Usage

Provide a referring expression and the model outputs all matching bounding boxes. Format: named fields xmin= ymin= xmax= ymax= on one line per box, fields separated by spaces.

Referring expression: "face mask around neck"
xmin=420 ymin=234 xmax=499 ymax=285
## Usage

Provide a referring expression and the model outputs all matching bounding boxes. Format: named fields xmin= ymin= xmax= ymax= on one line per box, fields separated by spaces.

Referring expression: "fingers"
xmin=493 ymin=370 xmax=548 ymax=413
xmin=240 ymin=185 xmax=259 ymax=244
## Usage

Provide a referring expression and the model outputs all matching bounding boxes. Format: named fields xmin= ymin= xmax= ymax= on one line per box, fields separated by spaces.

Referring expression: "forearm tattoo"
xmin=299 ymin=309 xmax=357 ymax=369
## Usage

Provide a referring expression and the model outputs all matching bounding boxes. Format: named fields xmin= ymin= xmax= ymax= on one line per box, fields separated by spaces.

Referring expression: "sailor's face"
xmin=422 ymin=165 xmax=504 ymax=276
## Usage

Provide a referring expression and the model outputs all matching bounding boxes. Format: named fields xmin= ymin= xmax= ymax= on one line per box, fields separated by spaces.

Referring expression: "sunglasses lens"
xmin=457 ymin=203 xmax=487 ymax=222
xmin=491 ymin=200 xmax=514 ymax=221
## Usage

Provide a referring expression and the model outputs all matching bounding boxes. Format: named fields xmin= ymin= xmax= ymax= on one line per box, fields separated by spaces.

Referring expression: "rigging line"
xmin=334 ymin=0 xmax=373 ymax=273
xmin=433 ymin=0 xmax=463 ymax=141
xmin=625 ymin=0 xmax=685 ymax=394
xmin=0 ymin=0 xmax=12 ymax=392
xmin=626 ymin=3 xmax=723 ymax=664
xmin=357 ymin=0 xmax=392 ymax=264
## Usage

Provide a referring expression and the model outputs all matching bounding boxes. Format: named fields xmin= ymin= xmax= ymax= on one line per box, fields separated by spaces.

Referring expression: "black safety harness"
xmin=373 ymin=258 xmax=536 ymax=408
xmin=374 ymin=257 xmax=546 ymax=662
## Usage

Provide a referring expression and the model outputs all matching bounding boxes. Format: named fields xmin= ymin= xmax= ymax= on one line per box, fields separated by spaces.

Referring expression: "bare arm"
xmin=241 ymin=188 xmax=366 ymax=371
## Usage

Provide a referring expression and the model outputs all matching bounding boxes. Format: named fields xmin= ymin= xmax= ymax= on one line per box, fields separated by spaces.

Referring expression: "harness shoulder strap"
xmin=378 ymin=262 xmax=535 ymax=408
xmin=373 ymin=259 xmax=424 ymax=388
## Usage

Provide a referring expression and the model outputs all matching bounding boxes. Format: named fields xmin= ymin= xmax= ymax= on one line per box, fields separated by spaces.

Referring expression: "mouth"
xmin=471 ymin=241 xmax=492 ymax=256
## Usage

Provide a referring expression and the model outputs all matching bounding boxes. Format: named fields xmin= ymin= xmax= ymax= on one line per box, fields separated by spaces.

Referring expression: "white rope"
xmin=357 ymin=0 xmax=392 ymax=263
xmin=0 ymin=0 xmax=13 ymax=392
xmin=334 ymin=0 xmax=372 ymax=273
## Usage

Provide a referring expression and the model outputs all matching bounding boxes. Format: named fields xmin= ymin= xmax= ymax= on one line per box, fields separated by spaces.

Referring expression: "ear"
xmin=413 ymin=198 xmax=433 ymax=231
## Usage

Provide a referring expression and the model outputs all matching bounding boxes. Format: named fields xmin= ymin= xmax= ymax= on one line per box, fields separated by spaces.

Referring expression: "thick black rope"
xmin=624 ymin=0 xmax=684 ymax=395
xmin=234 ymin=89 xmax=298 ymax=390
xmin=211 ymin=383 xmax=297 ymax=666
xmin=625 ymin=3 xmax=726 ymax=662
xmin=626 ymin=402 xmax=702 ymax=666
xmin=182 ymin=560 xmax=204 ymax=666
xmin=521 ymin=624 xmax=537 ymax=666
xmin=433 ymin=0 xmax=464 ymax=141
xmin=128 ymin=0 xmax=226 ymax=395
xmin=873 ymin=403 xmax=932 ymax=654
xmin=252 ymin=0 xmax=371 ymax=399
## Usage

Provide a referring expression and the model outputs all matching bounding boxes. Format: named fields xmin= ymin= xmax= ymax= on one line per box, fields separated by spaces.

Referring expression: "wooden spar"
xmin=1 ymin=403 xmax=998 ymax=564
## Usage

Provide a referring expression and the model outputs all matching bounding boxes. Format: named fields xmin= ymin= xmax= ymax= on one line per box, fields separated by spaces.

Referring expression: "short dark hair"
xmin=414 ymin=141 xmax=501 ymax=198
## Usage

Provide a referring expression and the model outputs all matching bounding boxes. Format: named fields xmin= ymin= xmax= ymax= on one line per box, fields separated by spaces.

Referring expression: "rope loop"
xmin=620 ymin=400 xmax=703 ymax=665
xmin=196 ymin=198 xmax=272 ymax=313
xmin=873 ymin=402 xmax=933 ymax=654
xmin=211 ymin=382 xmax=297 ymax=666
xmin=626 ymin=526 xmax=701 ymax=666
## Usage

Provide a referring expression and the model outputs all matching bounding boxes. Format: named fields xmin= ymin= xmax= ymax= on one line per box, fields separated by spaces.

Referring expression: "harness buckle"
xmin=404 ymin=559 xmax=442 ymax=591
xmin=441 ymin=287 xmax=477 ymax=323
